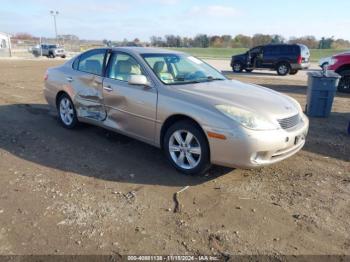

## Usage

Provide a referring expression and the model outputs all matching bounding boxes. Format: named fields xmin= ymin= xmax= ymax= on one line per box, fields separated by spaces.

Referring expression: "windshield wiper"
xmin=171 ymin=76 xmax=225 ymax=85
xmin=207 ymin=76 xmax=225 ymax=81
xmin=195 ymin=76 xmax=225 ymax=82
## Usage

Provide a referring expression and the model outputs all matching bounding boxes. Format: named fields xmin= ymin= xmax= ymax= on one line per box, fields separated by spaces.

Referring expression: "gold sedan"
xmin=44 ymin=47 xmax=309 ymax=175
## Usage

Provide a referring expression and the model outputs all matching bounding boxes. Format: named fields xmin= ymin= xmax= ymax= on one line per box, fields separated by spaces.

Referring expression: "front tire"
xmin=245 ymin=69 xmax=253 ymax=73
xmin=57 ymin=94 xmax=79 ymax=129
xmin=164 ymin=120 xmax=211 ymax=176
xmin=337 ymin=70 xmax=350 ymax=93
xmin=276 ymin=62 xmax=290 ymax=76
xmin=232 ymin=62 xmax=243 ymax=73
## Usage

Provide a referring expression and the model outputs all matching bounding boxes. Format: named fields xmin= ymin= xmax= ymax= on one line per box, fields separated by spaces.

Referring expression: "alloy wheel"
xmin=168 ymin=130 xmax=202 ymax=170
xmin=233 ymin=63 xmax=242 ymax=72
xmin=278 ymin=64 xmax=288 ymax=75
xmin=59 ymin=97 xmax=74 ymax=126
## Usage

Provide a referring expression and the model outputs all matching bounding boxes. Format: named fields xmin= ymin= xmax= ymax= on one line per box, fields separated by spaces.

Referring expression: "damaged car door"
xmin=70 ymin=48 xmax=108 ymax=121
xmin=102 ymin=52 xmax=157 ymax=144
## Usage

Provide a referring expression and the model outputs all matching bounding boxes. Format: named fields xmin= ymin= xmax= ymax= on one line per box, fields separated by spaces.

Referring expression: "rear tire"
xmin=289 ymin=69 xmax=299 ymax=75
xmin=164 ymin=120 xmax=211 ymax=176
xmin=57 ymin=93 xmax=79 ymax=129
xmin=337 ymin=70 xmax=350 ymax=93
xmin=245 ymin=69 xmax=253 ymax=73
xmin=276 ymin=62 xmax=290 ymax=76
xmin=232 ymin=62 xmax=243 ymax=73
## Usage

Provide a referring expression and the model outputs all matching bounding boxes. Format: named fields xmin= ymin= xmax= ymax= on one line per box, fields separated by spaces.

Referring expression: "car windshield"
xmin=141 ymin=53 xmax=226 ymax=85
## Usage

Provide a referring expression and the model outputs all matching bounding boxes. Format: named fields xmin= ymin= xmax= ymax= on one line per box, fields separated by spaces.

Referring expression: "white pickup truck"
xmin=31 ymin=44 xmax=66 ymax=58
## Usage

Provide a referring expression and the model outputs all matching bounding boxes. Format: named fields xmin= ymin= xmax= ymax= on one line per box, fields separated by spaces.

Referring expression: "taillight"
xmin=44 ymin=71 xmax=48 ymax=81
xmin=297 ymin=55 xmax=302 ymax=64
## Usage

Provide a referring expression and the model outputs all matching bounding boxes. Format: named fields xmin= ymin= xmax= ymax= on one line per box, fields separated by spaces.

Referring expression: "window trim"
xmin=72 ymin=56 xmax=80 ymax=70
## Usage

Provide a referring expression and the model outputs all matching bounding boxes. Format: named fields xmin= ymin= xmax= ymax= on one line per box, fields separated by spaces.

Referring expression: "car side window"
xmin=264 ymin=46 xmax=273 ymax=55
xmin=78 ymin=49 xmax=106 ymax=76
xmin=280 ymin=46 xmax=291 ymax=54
xmin=107 ymin=53 xmax=145 ymax=81
xmin=250 ymin=47 xmax=261 ymax=55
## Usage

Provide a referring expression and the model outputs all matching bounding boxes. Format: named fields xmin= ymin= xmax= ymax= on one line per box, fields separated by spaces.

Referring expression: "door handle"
xmin=66 ymin=77 xmax=73 ymax=82
xmin=103 ymin=85 xmax=113 ymax=92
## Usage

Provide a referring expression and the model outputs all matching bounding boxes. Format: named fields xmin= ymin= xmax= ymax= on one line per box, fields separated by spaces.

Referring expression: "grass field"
xmin=169 ymin=47 xmax=348 ymax=62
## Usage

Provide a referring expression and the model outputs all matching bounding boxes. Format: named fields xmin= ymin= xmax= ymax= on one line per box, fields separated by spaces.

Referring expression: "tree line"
xmin=11 ymin=32 xmax=350 ymax=50
xmin=149 ymin=34 xmax=350 ymax=49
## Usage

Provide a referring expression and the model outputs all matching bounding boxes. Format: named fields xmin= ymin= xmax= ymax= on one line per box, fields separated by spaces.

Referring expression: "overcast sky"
xmin=1 ymin=0 xmax=350 ymax=40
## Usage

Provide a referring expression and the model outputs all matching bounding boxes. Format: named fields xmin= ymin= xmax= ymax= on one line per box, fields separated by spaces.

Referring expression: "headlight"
xmin=216 ymin=105 xmax=279 ymax=130
xmin=330 ymin=57 xmax=338 ymax=66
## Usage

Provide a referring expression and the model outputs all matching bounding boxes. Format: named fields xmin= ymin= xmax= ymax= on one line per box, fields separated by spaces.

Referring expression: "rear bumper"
xmin=291 ymin=62 xmax=310 ymax=70
xmin=205 ymin=114 xmax=309 ymax=169
xmin=43 ymin=86 xmax=57 ymax=109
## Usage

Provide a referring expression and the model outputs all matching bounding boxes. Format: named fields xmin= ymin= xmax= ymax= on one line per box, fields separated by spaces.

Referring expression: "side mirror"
xmin=128 ymin=75 xmax=150 ymax=87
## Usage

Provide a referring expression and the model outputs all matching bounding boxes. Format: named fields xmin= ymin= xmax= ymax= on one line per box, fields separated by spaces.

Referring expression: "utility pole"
xmin=8 ymin=34 xmax=12 ymax=57
xmin=50 ymin=10 xmax=59 ymax=43
xmin=40 ymin=37 xmax=42 ymax=56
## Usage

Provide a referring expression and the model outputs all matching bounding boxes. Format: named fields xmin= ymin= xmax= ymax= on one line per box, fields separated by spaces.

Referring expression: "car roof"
xmin=264 ymin=44 xmax=298 ymax=47
xmin=110 ymin=47 xmax=186 ymax=55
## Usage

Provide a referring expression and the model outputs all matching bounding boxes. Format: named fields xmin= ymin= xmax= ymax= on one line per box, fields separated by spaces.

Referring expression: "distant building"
xmin=58 ymin=34 xmax=79 ymax=41
xmin=0 ymin=32 xmax=11 ymax=57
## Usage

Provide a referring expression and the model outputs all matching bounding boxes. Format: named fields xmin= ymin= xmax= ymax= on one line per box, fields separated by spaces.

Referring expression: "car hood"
xmin=232 ymin=53 xmax=246 ymax=59
xmin=334 ymin=52 xmax=350 ymax=58
xmin=176 ymin=79 xmax=300 ymax=120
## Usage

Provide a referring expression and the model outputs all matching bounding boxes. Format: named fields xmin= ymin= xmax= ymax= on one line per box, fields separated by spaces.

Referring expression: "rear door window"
xmin=280 ymin=45 xmax=290 ymax=54
xmin=77 ymin=49 xmax=106 ymax=76
xmin=72 ymin=57 xmax=79 ymax=70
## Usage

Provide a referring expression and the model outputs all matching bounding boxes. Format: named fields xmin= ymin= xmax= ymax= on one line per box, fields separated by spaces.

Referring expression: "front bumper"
xmin=54 ymin=50 xmax=66 ymax=56
xmin=205 ymin=114 xmax=309 ymax=169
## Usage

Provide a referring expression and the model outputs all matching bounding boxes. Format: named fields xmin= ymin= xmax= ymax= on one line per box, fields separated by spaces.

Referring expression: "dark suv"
xmin=231 ymin=44 xmax=310 ymax=76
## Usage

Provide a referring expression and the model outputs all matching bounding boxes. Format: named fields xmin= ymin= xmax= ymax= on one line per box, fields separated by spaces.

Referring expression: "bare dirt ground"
xmin=0 ymin=59 xmax=349 ymax=257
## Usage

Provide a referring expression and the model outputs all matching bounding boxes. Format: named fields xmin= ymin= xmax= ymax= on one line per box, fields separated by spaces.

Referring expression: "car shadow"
xmin=0 ymin=103 xmax=233 ymax=187
xmin=303 ymin=112 xmax=350 ymax=162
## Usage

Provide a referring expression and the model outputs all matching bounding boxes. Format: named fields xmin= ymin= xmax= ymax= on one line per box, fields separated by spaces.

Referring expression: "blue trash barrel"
xmin=306 ymin=71 xmax=340 ymax=118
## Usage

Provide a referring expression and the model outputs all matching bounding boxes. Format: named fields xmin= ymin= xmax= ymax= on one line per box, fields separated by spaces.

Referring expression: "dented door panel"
xmin=68 ymin=70 xmax=106 ymax=121
xmin=102 ymin=78 xmax=157 ymax=144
